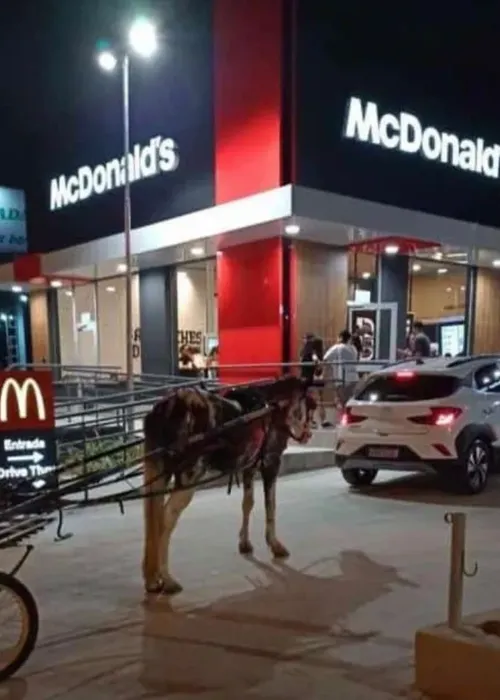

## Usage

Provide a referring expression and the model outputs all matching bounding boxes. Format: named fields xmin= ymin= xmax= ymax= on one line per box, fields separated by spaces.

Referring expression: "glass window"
xmin=176 ymin=259 xmax=217 ymax=367
xmin=409 ymin=258 xmax=467 ymax=322
xmin=474 ymin=363 xmax=500 ymax=393
xmin=96 ymin=274 xmax=141 ymax=374
xmin=355 ymin=373 xmax=460 ymax=402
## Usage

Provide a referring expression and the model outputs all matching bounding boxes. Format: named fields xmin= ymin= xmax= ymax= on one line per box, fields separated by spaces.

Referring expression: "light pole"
xmin=97 ymin=18 xmax=158 ymax=392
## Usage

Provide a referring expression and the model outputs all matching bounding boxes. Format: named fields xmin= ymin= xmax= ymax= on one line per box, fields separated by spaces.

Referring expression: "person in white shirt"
xmin=323 ymin=330 xmax=359 ymax=408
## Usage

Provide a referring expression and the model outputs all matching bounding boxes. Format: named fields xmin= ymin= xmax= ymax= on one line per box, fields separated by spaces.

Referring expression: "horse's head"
xmin=263 ymin=376 xmax=316 ymax=444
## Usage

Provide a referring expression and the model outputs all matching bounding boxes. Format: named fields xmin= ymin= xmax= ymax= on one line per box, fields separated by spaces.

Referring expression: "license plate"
xmin=367 ymin=447 xmax=399 ymax=459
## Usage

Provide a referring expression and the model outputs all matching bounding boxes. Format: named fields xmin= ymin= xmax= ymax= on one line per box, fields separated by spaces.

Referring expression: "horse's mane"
xmin=144 ymin=387 xmax=211 ymax=448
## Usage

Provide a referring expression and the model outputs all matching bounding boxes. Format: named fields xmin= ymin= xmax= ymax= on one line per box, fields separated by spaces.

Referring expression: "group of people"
xmin=299 ymin=329 xmax=362 ymax=427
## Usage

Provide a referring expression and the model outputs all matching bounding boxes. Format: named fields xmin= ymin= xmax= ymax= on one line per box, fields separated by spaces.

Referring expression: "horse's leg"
xmin=142 ymin=448 xmax=167 ymax=593
xmin=158 ymin=474 xmax=196 ymax=595
xmin=261 ymin=459 xmax=289 ymax=558
xmin=238 ymin=468 xmax=255 ymax=555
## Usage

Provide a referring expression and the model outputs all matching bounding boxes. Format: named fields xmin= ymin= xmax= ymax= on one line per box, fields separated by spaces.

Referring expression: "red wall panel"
xmin=217 ymin=238 xmax=283 ymax=383
xmin=214 ymin=0 xmax=283 ymax=204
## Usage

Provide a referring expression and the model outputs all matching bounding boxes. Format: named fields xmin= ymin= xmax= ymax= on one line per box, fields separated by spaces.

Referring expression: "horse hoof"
xmin=161 ymin=579 xmax=183 ymax=596
xmin=238 ymin=541 xmax=254 ymax=555
xmin=145 ymin=581 xmax=164 ymax=595
xmin=271 ymin=543 xmax=290 ymax=559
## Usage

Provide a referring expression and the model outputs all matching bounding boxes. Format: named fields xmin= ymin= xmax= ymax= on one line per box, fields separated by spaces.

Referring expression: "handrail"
xmin=7 ymin=363 xmax=122 ymax=373
xmin=54 ymin=378 xmax=220 ymax=422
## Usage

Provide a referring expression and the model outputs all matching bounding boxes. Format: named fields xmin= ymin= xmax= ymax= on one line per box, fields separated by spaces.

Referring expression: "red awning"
xmin=348 ymin=236 xmax=441 ymax=255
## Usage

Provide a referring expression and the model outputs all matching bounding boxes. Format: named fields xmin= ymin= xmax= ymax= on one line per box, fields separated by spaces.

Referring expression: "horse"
xmin=141 ymin=375 xmax=316 ymax=595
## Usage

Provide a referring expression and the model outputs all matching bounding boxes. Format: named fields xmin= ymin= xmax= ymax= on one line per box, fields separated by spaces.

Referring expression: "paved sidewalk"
xmin=11 ymin=467 xmax=500 ymax=698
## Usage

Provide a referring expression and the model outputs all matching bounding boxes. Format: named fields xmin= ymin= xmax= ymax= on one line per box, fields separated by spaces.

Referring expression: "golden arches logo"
xmin=0 ymin=378 xmax=46 ymax=423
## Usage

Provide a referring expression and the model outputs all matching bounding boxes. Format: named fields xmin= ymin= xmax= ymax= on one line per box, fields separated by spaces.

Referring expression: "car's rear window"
xmin=355 ymin=373 xmax=460 ymax=402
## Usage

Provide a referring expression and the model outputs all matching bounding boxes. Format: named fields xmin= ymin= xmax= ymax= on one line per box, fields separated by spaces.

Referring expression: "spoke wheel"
xmin=465 ymin=441 xmax=490 ymax=494
xmin=0 ymin=573 xmax=38 ymax=681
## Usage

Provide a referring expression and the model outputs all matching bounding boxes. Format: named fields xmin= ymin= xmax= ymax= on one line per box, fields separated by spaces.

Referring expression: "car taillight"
xmin=340 ymin=407 xmax=366 ymax=426
xmin=395 ymin=371 xmax=415 ymax=380
xmin=409 ymin=407 xmax=463 ymax=427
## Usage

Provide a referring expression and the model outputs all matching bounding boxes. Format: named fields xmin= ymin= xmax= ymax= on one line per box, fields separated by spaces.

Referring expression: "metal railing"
xmin=1 ymin=360 xmax=392 ymax=501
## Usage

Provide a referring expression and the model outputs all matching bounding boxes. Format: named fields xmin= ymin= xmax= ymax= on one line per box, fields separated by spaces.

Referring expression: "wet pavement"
xmin=3 ymin=467 xmax=500 ymax=699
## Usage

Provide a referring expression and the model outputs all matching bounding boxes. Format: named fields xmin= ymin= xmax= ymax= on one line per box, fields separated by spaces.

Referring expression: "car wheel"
xmin=456 ymin=439 xmax=491 ymax=495
xmin=341 ymin=468 xmax=378 ymax=487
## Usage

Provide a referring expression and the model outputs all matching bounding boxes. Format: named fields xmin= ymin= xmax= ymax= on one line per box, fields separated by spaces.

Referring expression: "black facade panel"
xmin=377 ymin=254 xmax=409 ymax=349
xmin=139 ymin=267 xmax=177 ymax=376
xmin=294 ymin=4 xmax=500 ymax=229
xmin=23 ymin=0 xmax=214 ymax=253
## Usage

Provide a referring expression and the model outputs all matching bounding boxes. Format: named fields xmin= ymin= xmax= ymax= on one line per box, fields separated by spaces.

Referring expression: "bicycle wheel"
xmin=0 ymin=572 xmax=38 ymax=681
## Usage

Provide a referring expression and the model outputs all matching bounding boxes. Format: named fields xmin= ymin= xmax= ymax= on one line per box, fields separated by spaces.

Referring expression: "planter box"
xmin=415 ymin=610 xmax=500 ymax=700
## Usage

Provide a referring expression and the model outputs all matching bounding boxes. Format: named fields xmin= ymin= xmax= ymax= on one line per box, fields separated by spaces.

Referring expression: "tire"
xmin=341 ymin=468 xmax=378 ymax=487
xmin=0 ymin=572 xmax=39 ymax=682
xmin=452 ymin=439 xmax=491 ymax=495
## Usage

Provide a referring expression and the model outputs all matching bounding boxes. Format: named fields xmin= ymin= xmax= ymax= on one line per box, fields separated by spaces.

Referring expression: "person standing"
xmin=323 ymin=330 xmax=359 ymax=409
xmin=412 ymin=321 xmax=431 ymax=358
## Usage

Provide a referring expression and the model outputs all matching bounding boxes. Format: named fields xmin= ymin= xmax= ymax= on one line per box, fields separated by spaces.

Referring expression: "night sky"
xmin=1 ymin=1 xmax=500 ymax=212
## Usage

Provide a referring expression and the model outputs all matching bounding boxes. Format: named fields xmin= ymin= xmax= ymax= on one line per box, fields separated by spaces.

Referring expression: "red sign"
xmin=0 ymin=371 xmax=55 ymax=432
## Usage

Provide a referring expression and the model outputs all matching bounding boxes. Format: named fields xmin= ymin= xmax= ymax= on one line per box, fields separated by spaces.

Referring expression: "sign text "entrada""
xmin=343 ymin=97 xmax=500 ymax=179
xmin=50 ymin=136 xmax=179 ymax=211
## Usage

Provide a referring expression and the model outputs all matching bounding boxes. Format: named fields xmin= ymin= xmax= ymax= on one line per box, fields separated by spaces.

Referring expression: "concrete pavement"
xmin=5 ymin=467 xmax=500 ymax=698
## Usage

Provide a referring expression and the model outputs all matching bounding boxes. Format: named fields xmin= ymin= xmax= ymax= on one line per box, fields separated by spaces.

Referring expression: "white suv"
xmin=335 ymin=356 xmax=500 ymax=494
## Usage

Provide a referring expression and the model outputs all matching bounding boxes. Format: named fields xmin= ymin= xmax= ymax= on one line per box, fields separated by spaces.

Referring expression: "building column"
xmin=139 ymin=266 xmax=178 ymax=376
xmin=29 ymin=290 xmax=50 ymax=364
xmin=217 ymin=237 xmax=287 ymax=383
xmin=471 ymin=266 xmax=500 ymax=354
xmin=376 ymin=254 xmax=409 ymax=351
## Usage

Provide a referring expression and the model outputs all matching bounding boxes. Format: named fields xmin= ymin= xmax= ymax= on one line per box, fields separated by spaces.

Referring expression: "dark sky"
xmin=0 ymin=0 xmax=209 ymax=187
xmin=1 ymin=1 xmax=500 ymax=187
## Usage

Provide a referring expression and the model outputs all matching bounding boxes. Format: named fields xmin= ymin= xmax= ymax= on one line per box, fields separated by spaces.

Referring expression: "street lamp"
xmin=96 ymin=18 xmax=158 ymax=392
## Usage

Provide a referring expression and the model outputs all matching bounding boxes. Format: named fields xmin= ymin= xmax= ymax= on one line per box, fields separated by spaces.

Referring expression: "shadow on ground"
xmin=352 ymin=473 xmax=500 ymax=508
xmin=139 ymin=551 xmax=417 ymax=697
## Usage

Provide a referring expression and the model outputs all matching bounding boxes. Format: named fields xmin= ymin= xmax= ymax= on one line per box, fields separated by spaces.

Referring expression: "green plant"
xmin=58 ymin=436 xmax=143 ymax=476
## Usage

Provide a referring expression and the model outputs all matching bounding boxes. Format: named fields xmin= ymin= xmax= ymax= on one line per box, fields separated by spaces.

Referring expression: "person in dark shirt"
xmin=412 ymin=321 xmax=431 ymax=358
xmin=300 ymin=333 xmax=316 ymax=386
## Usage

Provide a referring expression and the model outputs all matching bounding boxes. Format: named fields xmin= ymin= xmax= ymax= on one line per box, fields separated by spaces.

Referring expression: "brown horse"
xmin=142 ymin=376 xmax=316 ymax=595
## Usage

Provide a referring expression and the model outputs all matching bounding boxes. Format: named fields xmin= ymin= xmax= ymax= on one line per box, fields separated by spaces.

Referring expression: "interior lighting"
xmin=50 ymin=280 xmax=63 ymax=288
xmin=285 ymin=223 xmax=300 ymax=235
xmin=384 ymin=244 xmax=399 ymax=255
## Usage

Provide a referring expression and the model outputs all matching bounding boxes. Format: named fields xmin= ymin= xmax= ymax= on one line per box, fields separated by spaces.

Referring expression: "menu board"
xmin=440 ymin=324 xmax=464 ymax=357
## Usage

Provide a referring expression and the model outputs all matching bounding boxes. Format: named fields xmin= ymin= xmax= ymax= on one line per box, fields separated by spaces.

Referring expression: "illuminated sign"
xmin=0 ymin=187 xmax=27 ymax=252
xmin=0 ymin=377 xmax=46 ymax=423
xmin=0 ymin=372 xmax=55 ymax=432
xmin=50 ymin=135 xmax=180 ymax=211
xmin=343 ymin=96 xmax=500 ymax=179
xmin=0 ymin=372 xmax=57 ymax=487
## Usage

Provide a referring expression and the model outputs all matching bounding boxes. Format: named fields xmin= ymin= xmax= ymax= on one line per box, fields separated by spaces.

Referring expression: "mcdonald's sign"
xmin=0 ymin=372 xmax=55 ymax=432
